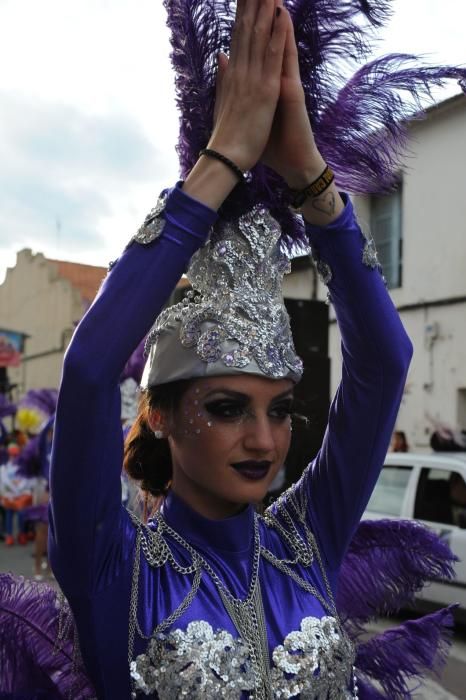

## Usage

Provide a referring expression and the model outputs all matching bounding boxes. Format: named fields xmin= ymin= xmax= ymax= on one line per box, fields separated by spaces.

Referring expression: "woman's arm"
xmin=50 ymin=0 xmax=293 ymax=597
xmin=277 ymin=194 xmax=413 ymax=574
xmin=49 ymin=181 xmax=221 ymax=596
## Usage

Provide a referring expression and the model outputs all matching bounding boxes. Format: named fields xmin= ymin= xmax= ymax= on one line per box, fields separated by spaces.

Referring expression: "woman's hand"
xmin=260 ymin=4 xmax=325 ymax=187
xmin=209 ymin=0 xmax=288 ymax=173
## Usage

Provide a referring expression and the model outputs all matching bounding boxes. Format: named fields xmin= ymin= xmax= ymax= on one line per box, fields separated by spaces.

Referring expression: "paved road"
xmin=1 ymin=540 xmax=465 ymax=698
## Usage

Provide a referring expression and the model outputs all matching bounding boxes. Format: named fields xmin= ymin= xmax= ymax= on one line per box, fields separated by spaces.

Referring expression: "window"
xmin=370 ymin=188 xmax=402 ymax=289
xmin=457 ymin=388 xmax=466 ymax=431
xmin=414 ymin=467 xmax=466 ymax=527
xmin=366 ymin=465 xmax=412 ymax=516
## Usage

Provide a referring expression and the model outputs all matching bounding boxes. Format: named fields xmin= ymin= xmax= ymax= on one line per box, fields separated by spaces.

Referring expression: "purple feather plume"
xmin=0 ymin=420 xmax=9 ymax=465
xmin=356 ymin=677 xmax=387 ymax=699
xmin=16 ymin=436 xmax=41 ymax=478
xmin=16 ymin=416 xmax=54 ymax=480
xmin=356 ymin=606 xmax=456 ymax=699
xmin=318 ymin=55 xmax=466 ymax=194
xmin=163 ymin=0 xmax=466 ymax=249
xmin=120 ymin=336 xmax=147 ymax=384
xmin=0 ymin=574 xmax=95 ymax=698
xmin=337 ymin=519 xmax=457 ymax=626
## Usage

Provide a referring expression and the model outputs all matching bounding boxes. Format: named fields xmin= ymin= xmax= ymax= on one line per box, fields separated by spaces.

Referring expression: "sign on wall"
xmin=0 ymin=329 xmax=26 ymax=367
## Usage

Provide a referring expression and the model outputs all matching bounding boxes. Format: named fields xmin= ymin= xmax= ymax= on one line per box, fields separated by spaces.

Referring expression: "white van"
xmin=362 ymin=452 xmax=466 ymax=621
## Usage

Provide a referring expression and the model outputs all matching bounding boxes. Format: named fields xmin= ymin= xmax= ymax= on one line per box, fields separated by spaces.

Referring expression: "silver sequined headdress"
xmin=141 ymin=200 xmax=303 ymax=388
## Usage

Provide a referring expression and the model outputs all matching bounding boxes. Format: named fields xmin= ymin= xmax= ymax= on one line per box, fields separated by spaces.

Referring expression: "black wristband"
xmin=199 ymin=148 xmax=245 ymax=184
xmin=289 ymin=165 xmax=335 ymax=209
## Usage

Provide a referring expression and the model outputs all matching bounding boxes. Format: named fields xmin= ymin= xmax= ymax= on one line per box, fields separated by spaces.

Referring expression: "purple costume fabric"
xmin=49 ymin=184 xmax=412 ymax=698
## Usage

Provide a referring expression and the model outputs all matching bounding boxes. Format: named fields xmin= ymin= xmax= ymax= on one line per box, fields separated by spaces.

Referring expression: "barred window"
xmin=370 ymin=187 xmax=402 ymax=289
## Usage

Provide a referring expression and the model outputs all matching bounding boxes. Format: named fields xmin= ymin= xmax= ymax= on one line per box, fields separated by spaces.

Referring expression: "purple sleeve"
xmin=49 ymin=182 xmax=218 ymax=595
xmin=288 ymin=195 xmax=413 ymax=573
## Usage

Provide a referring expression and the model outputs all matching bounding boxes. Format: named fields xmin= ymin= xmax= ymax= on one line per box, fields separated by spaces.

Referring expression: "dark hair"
xmin=392 ymin=430 xmax=409 ymax=452
xmin=123 ymin=379 xmax=192 ymax=497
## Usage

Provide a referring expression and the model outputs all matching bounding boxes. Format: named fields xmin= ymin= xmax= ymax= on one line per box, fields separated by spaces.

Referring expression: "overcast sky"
xmin=0 ymin=0 xmax=465 ymax=284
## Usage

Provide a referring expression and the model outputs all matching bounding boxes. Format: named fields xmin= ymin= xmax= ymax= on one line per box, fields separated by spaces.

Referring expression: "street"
xmin=1 ymin=540 xmax=465 ymax=698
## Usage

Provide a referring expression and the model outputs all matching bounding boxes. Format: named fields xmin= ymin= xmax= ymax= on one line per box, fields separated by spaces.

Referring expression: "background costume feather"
xmin=0 ymin=574 xmax=96 ymax=699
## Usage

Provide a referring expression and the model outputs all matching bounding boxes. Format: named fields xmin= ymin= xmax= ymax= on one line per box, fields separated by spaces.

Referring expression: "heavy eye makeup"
xmin=203 ymin=394 xmax=294 ymax=422
xmin=204 ymin=398 xmax=248 ymax=420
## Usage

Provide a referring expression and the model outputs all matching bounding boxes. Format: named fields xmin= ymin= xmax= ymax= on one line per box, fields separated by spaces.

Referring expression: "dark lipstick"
xmin=231 ymin=460 xmax=272 ymax=480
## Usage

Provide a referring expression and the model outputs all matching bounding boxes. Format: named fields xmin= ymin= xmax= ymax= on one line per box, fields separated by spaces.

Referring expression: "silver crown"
xmin=143 ymin=203 xmax=303 ymax=386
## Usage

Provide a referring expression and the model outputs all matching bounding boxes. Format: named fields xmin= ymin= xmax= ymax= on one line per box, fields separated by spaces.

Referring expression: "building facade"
xmin=0 ymin=249 xmax=107 ymax=395
xmin=321 ymin=94 xmax=466 ymax=450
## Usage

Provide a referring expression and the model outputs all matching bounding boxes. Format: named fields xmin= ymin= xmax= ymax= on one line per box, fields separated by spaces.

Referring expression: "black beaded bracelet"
xmin=199 ymin=148 xmax=246 ymax=184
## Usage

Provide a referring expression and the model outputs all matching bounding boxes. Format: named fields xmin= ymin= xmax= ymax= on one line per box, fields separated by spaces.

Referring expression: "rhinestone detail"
xmin=131 ymin=191 xmax=169 ymax=245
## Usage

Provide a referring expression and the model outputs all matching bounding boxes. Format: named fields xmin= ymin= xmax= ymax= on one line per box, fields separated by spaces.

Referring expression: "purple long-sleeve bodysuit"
xmin=49 ymin=183 xmax=412 ymax=699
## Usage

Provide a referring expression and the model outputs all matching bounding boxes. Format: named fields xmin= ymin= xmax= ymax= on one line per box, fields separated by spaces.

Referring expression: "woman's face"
xmin=160 ymin=374 xmax=294 ymax=519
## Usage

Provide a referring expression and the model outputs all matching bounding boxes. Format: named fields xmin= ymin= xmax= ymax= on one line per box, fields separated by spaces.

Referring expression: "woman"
xmin=49 ymin=1 xmax=411 ymax=697
xmin=44 ymin=1 xmax=463 ymax=699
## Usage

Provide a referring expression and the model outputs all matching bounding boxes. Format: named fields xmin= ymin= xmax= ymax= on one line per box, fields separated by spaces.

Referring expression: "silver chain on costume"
xmin=127 ymin=496 xmax=359 ymax=699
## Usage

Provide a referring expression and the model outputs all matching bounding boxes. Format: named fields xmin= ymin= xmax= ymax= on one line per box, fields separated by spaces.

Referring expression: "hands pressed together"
xmin=184 ymin=0 xmax=343 ymax=222
xmin=210 ymin=0 xmax=323 ymax=187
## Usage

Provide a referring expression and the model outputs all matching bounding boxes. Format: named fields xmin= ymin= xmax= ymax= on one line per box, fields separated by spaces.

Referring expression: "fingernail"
xmin=275 ymin=6 xmax=281 ymax=17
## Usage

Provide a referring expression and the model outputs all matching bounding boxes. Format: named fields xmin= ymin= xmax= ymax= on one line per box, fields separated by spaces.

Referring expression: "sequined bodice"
xmin=131 ymin=615 xmax=355 ymax=699
xmin=127 ymin=485 xmax=357 ymax=699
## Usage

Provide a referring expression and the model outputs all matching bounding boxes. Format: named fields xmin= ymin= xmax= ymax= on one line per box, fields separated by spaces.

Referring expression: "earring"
xmin=153 ymin=430 xmax=164 ymax=439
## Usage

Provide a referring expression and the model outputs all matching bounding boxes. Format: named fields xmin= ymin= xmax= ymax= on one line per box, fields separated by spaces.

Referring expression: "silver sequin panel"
xmin=144 ymin=203 xmax=303 ymax=380
xmin=130 ymin=615 xmax=355 ymax=699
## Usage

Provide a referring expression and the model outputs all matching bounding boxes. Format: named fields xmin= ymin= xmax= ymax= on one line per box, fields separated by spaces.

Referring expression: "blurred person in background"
xmin=391 ymin=430 xmax=409 ymax=453
xmin=15 ymin=416 xmax=55 ymax=579
xmin=0 ymin=443 xmax=33 ymax=546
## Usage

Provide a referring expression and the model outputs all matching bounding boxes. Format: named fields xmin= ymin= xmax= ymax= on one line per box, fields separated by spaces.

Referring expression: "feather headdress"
xmin=163 ymin=0 xmax=466 ymax=248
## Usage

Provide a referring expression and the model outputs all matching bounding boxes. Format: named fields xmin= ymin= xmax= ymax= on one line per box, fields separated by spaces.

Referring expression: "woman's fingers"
xmin=249 ymin=0 xmax=277 ymax=70
xmin=263 ymin=4 xmax=288 ymax=81
xmin=213 ymin=52 xmax=229 ymax=125
xmin=281 ymin=9 xmax=301 ymax=81
xmin=230 ymin=0 xmax=261 ymax=69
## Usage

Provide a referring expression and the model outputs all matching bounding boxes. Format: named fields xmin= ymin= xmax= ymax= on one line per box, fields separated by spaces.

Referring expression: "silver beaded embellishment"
xmin=130 ymin=621 xmax=255 ymax=697
xmin=361 ymin=238 xmax=379 ymax=269
xmin=310 ymin=245 xmax=333 ymax=285
xmin=131 ymin=191 xmax=169 ymax=245
xmin=361 ymin=234 xmax=388 ymax=286
xmin=130 ymin=616 xmax=355 ymax=699
xmin=126 ymin=498 xmax=358 ymax=699
xmin=270 ymin=616 xmax=356 ymax=699
xmin=145 ymin=204 xmax=303 ymax=381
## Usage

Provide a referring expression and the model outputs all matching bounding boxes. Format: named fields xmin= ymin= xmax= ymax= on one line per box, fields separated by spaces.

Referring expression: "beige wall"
xmin=321 ymin=96 xmax=466 ymax=450
xmin=0 ymin=249 xmax=83 ymax=394
xmin=283 ymin=267 xmax=315 ymax=300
